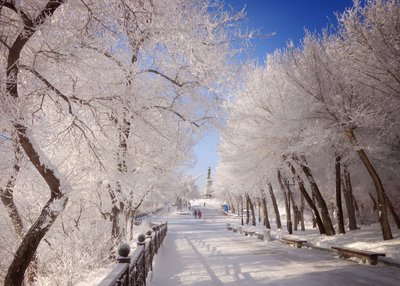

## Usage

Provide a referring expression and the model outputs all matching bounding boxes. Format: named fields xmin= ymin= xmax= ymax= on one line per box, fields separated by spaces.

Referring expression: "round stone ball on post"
xmin=137 ymin=233 xmax=146 ymax=245
xmin=117 ymin=243 xmax=131 ymax=263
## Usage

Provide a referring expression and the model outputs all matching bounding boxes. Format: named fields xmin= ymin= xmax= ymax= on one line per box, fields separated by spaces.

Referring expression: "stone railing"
xmin=98 ymin=222 xmax=168 ymax=286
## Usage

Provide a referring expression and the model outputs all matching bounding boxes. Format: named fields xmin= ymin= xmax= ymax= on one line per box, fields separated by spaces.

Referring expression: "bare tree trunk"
xmin=5 ymin=176 xmax=67 ymax=286
xmin=5 ymin=125 xmax=68 ymax=286
xmin=241 ymin=195 xmax=244 ymax=226
xmin=260 ymin=189 xmax=271 ymax=229
xmin=288 ymin=162 xmax=326 ymax=235
xmin=288 ymin=191 xmax=301 ymax=231
xmin=312 ymin=191 xmax=317 ymax=228
xmin=108 ymin=185 xmax=125 ymax=248
xmin=268 ymin=183 xmax=281 ymax=229
xmin=345 ymin=129 xmax=392 ymax=240
xmin=292 ymin=199 xmax=298 ymax=231
xmin=277 ymin=170 xmax=292 ymax=234
xmin=0 ymin=144 xmax=40 ymax=286
xmin=247 ymin=195 xmax=256 ymax=226
xmin=295 ymin=155 xmax=335 ymax=235
xmin=246 ymin=195 xmax=250 ymax=225
xmin=230 ymin=199 xmax=236 ymax=214
xmin=343 ymin=165 xmax=358 ymax=230
xmin=300 ymin=193 xmax=305 ymax=231
xmin=284 ymin=178 xmax=303 ymax=231
xmin=4 ymin=3 xmax=68 ymax=285
xmin=336 ymin=155 xmax=345 ymax=234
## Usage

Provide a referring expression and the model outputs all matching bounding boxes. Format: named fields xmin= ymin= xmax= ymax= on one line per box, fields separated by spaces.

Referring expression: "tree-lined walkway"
xmin=149 ymin=206 xmax=400 ymax=286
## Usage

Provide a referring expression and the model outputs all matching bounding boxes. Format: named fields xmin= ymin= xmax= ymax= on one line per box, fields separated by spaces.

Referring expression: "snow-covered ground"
xmin=224 ymin=213 xmax=400 ymax=262
xmin=77 ymin=200 xmax=400 ymax=285
xmin=149 ymin=202 xmax=400 ymax=285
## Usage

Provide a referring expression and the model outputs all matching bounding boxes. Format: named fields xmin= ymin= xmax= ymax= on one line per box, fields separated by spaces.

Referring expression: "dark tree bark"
xmin=277 ymin=170 xmax=292 ymax=234
xmin=345 ymin=129 xmax=392 ymax=240
xmin=3 ymin=2 xmax=68 ymax=285
xmin=260 ymin=189 xmax=271 ymax=229
xmin=288 ymin=162 xmax=326 ymax=235
xmin=257 ymin=198 xmax=261 ymax=223
xmin=0 ymin=144 xmax=39 ymax=285
xmin=268 ymin=183 xmax=281 ymax=229
xmin=247 ymin=195 xmax=256 ymax=226
xmin=284 ymin=178 xmax=304 ymax=231
xmin=335 ymin=155 xmax=345 ymax=234
xmin=311 ymin=191 xmax=317 ymax=228
xmin=109 ymin=184 xmax=125 ymax=247
xmin=246 ymin=195 xmax=250 ymax=225
xmin=230 ymin=199 xmax=236 ymax=214
xmin=295 ymin=155 xmax=335 ymax=235
xmin=299 ymin=192 xmax=305 ymax=231
xmin=343 ymin=165 xmax=358 ymax=230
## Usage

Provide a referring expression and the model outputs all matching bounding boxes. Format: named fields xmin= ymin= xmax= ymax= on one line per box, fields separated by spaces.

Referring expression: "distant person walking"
xmin=198 ymin=210 xmax=202 ymax=219
xmin=194 ymin=209 xmax=198 ymax=219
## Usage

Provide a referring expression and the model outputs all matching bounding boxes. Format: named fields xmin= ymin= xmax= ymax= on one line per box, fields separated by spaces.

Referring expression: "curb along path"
xmin=149 ymin=207 xmax=400 ymax=286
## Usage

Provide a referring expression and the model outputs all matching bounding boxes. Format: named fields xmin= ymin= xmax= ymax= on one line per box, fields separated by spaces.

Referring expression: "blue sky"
xmin=188 ymin=0 xmax=354 ymax=192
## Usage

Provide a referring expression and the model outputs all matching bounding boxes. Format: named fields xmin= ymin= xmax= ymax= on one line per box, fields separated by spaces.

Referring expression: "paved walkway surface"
xmin=149 ymin=206 xmax=400 ymax=286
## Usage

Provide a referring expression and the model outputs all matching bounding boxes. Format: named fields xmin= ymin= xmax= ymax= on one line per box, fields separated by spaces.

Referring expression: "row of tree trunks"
xmin=288 ymin=162 xmax=326 ymax=235
xmin=345 ymin=129 xmax=393 ymax=240
xmin=268 ymin=183 xmax=281 ymax=229
xmin=246 ymin=194 xmax=256 ymax=226
xmin=343 ymin=165 xmax=358 ymax=230
xmin=277 ymin=170 xmax=292 ymax=234
xmin=335 ymin=155 xmax=346 ymax=234
xmin=246 ymin=195 xmax=250 ymax=225
xmin=294 ymin=155 xmax=336 ymax=235
xmin=260 ymin=189 xmax=271 ymax=229
xmin=286 ymin=180 xmax=305 ymax=231
xmin=229 ymin=198 xmax=236 ymax=214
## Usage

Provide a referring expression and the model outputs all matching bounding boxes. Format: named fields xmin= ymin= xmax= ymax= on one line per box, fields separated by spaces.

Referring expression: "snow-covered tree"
xmin=0 ymin=0 xmax=246 ymax=284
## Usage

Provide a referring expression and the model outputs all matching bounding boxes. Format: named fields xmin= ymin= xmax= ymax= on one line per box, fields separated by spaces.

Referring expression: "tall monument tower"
xmin=203 ymin=167 xmax=213 ymax=198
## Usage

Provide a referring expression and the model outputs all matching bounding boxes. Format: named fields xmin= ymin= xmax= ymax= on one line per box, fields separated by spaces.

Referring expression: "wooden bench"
xmin=331 ymin=246 xmax=385 ymax=265
xmin=281 ymin=237 xmax=307 ymax=248
xmin=255 ymin=232 xmax=264 ymax=240
xmin=243 ymin=228 xmax=256 ymax=237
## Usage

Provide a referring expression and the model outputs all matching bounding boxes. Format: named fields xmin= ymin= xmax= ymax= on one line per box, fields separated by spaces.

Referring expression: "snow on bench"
xmin=331 ymin=246 xmax=386 ymax=265
xmin=242 ymin=226 xmax=257 ymax=237
xmin=255 ymin=232 xmax=264 ymax=240
xmin=281 ymin=237 xmax=307 ymax=248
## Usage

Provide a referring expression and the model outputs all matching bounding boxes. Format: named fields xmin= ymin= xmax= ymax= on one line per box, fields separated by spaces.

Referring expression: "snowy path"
xmin=149 ymin=207 xmax=400 ymax=286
